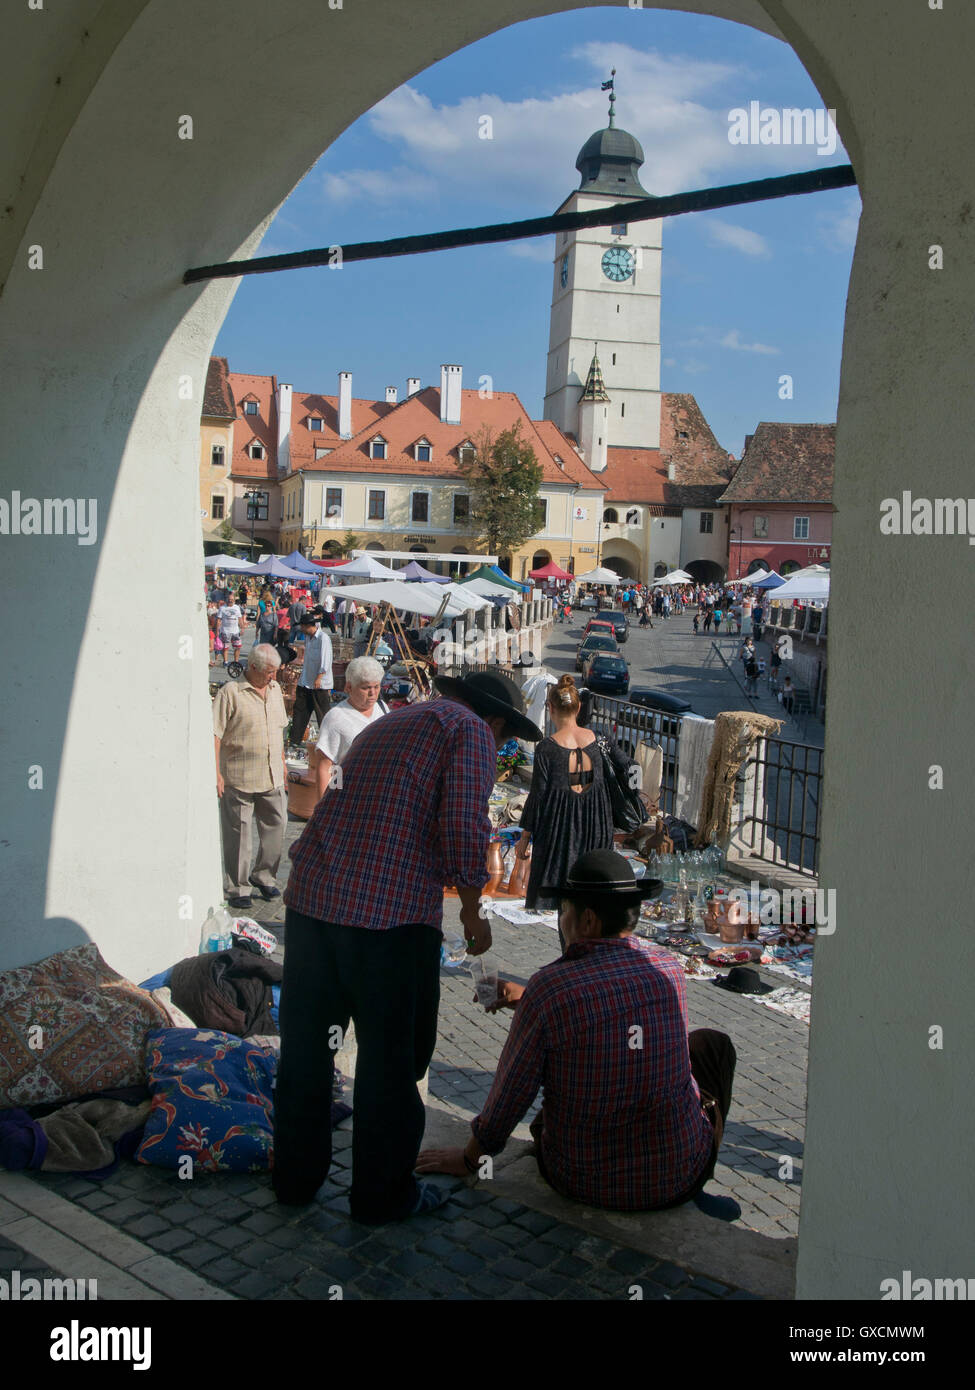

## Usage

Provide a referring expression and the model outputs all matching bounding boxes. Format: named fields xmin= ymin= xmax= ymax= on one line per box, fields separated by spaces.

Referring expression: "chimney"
xmin=338 ymin=371 xmax=352 ymax=440
xmin=440 ymin=364 xmax=462 ymax=425
xmin=275 ymin=383 xmax=292 ymax=474
xmin=667 ymin=461 xmax=676 ymax=481
xmin=385 ymin=386 xmax=397 ymax=404
xmin=407 ymin=377 xmax=421 ymax=397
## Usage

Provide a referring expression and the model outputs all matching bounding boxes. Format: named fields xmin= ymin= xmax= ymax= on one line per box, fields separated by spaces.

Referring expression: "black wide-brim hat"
xmin=559 ymin=848 xmax=663 ymax=902
xmin=712 ymin=966 xmax=776 ymax=995
xmin=432 ymin=671 xmax=544 ymax=742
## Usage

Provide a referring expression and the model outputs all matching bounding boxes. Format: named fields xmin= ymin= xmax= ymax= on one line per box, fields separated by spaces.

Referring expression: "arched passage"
xmin=5 ymin=0 xmax=973 ymax=1306
xmin=685 ymin=558 xmax=725 ymax=585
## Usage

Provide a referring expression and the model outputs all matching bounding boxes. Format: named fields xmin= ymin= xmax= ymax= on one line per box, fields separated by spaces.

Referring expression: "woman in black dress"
xmin=514 ymin=675 xmax=624 ymax=924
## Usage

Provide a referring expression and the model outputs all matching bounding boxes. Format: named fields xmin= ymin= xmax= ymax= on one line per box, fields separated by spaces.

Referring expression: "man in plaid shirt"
xmin=273 ymin=671 xmax=543 ymax=1223
xmin=418 ymin=849 xmax=738 ymax=1217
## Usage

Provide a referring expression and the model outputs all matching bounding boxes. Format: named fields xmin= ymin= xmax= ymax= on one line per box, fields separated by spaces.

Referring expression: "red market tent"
xmin=528 ymin=560 xmax=573 ymax=581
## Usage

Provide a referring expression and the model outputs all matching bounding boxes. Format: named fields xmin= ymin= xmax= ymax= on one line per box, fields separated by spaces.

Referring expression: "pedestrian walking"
xmin=272 ymin=672 xmax=543 ymax=1220
xmin=217 ymin=598 xmax=243 ymax=666
xmin=288 ymin=612 xmax=333 ymax=750
xmin=703 ymin=609 xmax=713 ymax=633
xmin=693 ymin=614 xmax=700 ymax=635
xmin=213 ymin=644 xmax=288 ymax=910
xmin=781 ymin=674 xmax=795 ymax=715
xmin=713 ymin=607 xmax=723 ymax=633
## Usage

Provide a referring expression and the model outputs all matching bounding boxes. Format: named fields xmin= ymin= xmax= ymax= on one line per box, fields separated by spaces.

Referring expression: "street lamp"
xmin=243 ymin=487 xmax=261 ymax=562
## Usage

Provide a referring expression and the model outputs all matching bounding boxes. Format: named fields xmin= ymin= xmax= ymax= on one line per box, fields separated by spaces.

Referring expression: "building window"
xmin=453 ymin=494 xmax=470 ymax=524
xmin=603 ymin=507 xmax=618 ymax=523
xmin=534 ymin=499 xmax=548 ymax=532
xmin=211 ymin=444 xmax=224 ymax=467
xmin=414 ymin=439 xmax=432 ymax=462
xmin=611 ymin=223 xmax=627 ymax=236
xmin=308 ymin=417 xmax=323 ymax=431
xmin=678 ymin=430 xmax=689 ymax=440
xmin=612 ymin=353 xmax=616 ymax=366
xmin=248 ymin=443 xmax=264 ymax=459
xmin=700 ymin=512 xmax=714 ymax=534
xmin=753 ymin=515 xmax=768 ymax=538
xmin=210 ymin=494 xmax=225 ymax=520
xmin=325 ymin=488 xmax=343 ymax=521
xmin=412 ymin=492 xmax=429 ymax=523
xmin=368 ymin=490 xmax=385 ymax=521
xmin=625 ymin=508 xmax=640 ymax=526
xmin=243 ymin=400 xmax=258 ymax=416
xmin=621 ymin=402 xmax=625 ymax=418
xmin=458 ymin=442 xmax=476 ymax=466
xmin=794 ymin=516 xmax=810 ymax=540
xmin=370 ymin=437 xmax=387 ymax=460
xmin=246 ymin=491 xmax=268 ymax=521
xmin=314 ymin=447 xmax=332 ymax=460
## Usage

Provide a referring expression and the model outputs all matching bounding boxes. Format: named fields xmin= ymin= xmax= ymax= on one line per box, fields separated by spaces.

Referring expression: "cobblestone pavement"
xmin=1 ymin=615 xmax=806 ymax=1301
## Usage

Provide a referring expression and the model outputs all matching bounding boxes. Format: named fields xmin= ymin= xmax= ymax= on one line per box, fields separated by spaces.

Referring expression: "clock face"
xmin=601 ymin=247 xmax=634 ymax=282
xmin=560 ymin=253 xmax=569 ymax=288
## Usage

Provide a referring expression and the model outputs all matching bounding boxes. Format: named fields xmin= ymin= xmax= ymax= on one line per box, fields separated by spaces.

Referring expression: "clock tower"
xmin=543 ymin=82 xmax=662 ymax=453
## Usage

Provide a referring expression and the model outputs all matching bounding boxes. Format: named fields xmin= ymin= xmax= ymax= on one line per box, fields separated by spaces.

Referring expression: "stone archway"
xmin=602 ymin=537 xmax=643 ymax=580
xmin=685 ymin=558 xmax=725 ymax=584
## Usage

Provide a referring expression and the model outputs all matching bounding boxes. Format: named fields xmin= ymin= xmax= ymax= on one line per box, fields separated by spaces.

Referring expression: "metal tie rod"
xmin=184 ymin=164 xmax=856 ymax=284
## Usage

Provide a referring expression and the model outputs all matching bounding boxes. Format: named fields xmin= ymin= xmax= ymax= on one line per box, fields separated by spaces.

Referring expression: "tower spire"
xmin=601 ymin=68 xmax=617 ymax=129
xmin=579 ymin=346 xmax=610 ymax=404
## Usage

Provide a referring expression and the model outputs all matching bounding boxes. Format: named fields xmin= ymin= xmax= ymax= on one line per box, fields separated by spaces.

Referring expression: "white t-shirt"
xmin=314 ymin=701 xmax=386 ymax=766
xmin=218 ymin=604 xmax=242 ymax=635
xmin=323 ymin=593 xmax=335 ymax=613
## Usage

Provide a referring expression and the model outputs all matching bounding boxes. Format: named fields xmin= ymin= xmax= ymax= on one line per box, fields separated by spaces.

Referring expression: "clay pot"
xmin=707 ymin=895 xmax=745 ymax=944
xmin=484 ymin=840 xmax=504 ymax=897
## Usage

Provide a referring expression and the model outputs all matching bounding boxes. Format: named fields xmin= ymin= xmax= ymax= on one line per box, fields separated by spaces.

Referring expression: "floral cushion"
xmin=0 ymin=942 xmax=169 ymax=1109
xmin=136 ymin=1029 xmax=276 ymax=1174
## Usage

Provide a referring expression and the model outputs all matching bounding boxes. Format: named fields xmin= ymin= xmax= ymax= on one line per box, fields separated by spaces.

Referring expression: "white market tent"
xmin=574 ymin=567 xmax=622 ymax=586
xmin=326 ymin=580 xmax=472 ymax=620
xmin=425 ymin=581 xmax=490 ymax=611
xmin=768 ymin=572 xmax=830 ymax=603
xmin=739 ymin=569 xmax=770 ymax=586
xmin=660 ymin=569 xmax=694 ymax=585
xmin=330 ymin=553 xmax=401 ymax=580
xmin=463 ymin=577 xmax=522 ymax=601
xmin=204 ymin=553 xmax=256 ymax=572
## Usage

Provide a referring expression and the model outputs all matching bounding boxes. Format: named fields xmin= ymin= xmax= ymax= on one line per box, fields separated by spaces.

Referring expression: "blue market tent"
xmin=280 ymin=549 xmax=323 ymax=575
xmin=248 ymin=555 xmax=312 ymax=580
xmin=398 ymin=560 xmax=451 ymax=583
xmin=753 ymin=571 xmax=785 ymax=589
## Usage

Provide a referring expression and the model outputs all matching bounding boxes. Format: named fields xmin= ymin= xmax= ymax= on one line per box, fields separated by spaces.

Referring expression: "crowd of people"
xmin=206 ymin=577 xmax=741 ymax=1227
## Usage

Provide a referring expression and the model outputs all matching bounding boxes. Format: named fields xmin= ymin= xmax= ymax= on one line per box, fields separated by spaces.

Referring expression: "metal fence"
xmin=739 ymin=735 xmax=823 ymax=876
xmin=459 ymin=667 xmax=822 ymax=875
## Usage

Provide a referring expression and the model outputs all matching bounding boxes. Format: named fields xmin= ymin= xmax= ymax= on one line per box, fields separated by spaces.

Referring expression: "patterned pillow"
xmin=136 ymin=1029 xmax=276 ymax=1174
xmin=0 ymin=942 xmax=169 ymax=1109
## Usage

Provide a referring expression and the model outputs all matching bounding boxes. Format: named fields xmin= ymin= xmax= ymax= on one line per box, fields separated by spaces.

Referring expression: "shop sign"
xmin=404 ymin=534 xmax=435 ymax=543
xmin=578 ymin=545 xmax=595 ymax=553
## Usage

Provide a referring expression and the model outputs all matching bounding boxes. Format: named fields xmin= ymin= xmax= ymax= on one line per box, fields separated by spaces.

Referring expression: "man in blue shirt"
xmin=288 ymin=613 xmax=333 ymax=749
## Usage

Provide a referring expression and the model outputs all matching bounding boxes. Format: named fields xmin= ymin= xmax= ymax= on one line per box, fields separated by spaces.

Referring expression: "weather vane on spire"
xmin=601 ymin=68 xmax=617 ymax=128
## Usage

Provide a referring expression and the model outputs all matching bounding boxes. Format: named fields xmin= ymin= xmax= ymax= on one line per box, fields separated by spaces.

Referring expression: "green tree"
xmin=341 ymin=531 xmax=361 ymax=556
xmin=458 ymin=423 xmax=544 ymax=557
xmin=218 ymin=517 xmax=235 ymax=541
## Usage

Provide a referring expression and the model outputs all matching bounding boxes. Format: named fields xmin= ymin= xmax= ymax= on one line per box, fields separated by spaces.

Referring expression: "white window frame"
xmin=458 ymin=441 xmax=476 ymax=466
xmin=414 ymin=438 xmax=432 ymax=463
xmin=700 ymin=512 xmax=714 ymax=534
xmin=245 ymin=490 xmax=269 ymax=522
xmin=307 ymin=417 xmax=324 ymax=432
xmin=794 ymin=515 xmax=810 ymax=540
xmin=535 ymin=497 xmax=549 ymax=534
xmin=211 ymin=444 xmax=225 ymax=468
xmin=370 ymin=436 xmax=387 ymax=460
xmin=243 ymin=400 xmax=259 ymax=416
xmin=366 ymin=488 xmax=386 ymax=523
xmin=248 ymin=442 xmax=264 ymax=460
xmin=410 ymin=489 xmax=431 ymax=525
xmin=323 ymin=486 xmax=344 ymax=524
xmin=210 ymin=493 xmax=226 ymax=520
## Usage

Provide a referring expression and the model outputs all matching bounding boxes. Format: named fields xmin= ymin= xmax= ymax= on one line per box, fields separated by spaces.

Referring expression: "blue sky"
xmin=213 ymin=6 xmax=859 ymax=456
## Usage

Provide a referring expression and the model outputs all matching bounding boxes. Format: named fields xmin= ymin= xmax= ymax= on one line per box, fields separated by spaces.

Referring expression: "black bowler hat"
xmin=432 ymin=670 xmax=544 ymax=742
xmin=560 ymin=848 xmax=663 ymax=902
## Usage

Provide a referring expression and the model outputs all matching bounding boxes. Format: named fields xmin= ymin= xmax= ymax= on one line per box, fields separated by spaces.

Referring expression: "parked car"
xmin=627 ymin=686 xmax=693 ymax=716
xmin=583 ymin=618 xmax=616 ymax=640
xmin=583 ymin=653 xmax=630 ymax=694
xmin=575 ymin=632 xmax=619 ymax=671
xmin=598 ymin=610 xmax=629 ymax=644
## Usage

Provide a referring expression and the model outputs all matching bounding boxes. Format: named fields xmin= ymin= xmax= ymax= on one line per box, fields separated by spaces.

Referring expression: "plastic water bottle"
xmin=199 ymin=907 xmax=222 ymax=954
xmin=440 ymin=932 xmax=467 ymax=969
xmin=215 ymin=905 xmax=234 ymax=951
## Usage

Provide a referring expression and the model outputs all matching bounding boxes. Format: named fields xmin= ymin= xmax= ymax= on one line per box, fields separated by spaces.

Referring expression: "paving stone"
xmin=232 ymin=1269 xmax=282 ymax=1299
xmin=235 ymin=1239 xmax=280 ymax=1269
xmin=266 ymin=1226 xmax=309 ymax=1250
xmin=294 ymin=1271 xmax=346 ymax=1300
xmin=208 ymin=1197 xmax=253 ymax=1222
xmin=241 ymin=1210 xmax=280 ymax=1236
xmin=608 ymin=1247 xmax=654 ymax=1277
xmin=415 ymin=1233 xmax=456 ymax=1259
xmin=647 ymin=1261 xmax=692 ymax=1289
xmin=199 ymin=1255 xmax=249 ymax=1285
xmin=469 ymin=1205 xmax=508 ymax=1229
xmin=265 ymin=1253 xmax=313 ymax=1283
xmin=690 ymin=1276 xmax=731 ymax=1297
xmin=184 ymin=1215 xmax=224 ymax=1239
xmin=517 ymin=1241 xmax=560 ymax=1270
xmin=147 ymin=1228 xmax=196 ymax=1255
xmin=76 ymin=1192 xmax=115 ymax=1212
xmin=212 ymin=1226 xmax=253 ymax=1252
xmin=540 ymin=1224 xmax=583 ymax=1252
xmin=510 ymin=1209 xmax=557 ymax=1236
xmin=490 ymin=1256 xmax=538 ymax=1282
xmin=526 ymin=1271 xmax=579 ymax=1298
xmin=551 ymin=1254 xmax=591 ymax=1278
xmin=324 ymin=1224 xmax=373 ymax=1249
xmin=389 ymin=1251 xmax=433 ymax=1277
xmin=97 ymin=1197 xmax=148 ymax=1223
xmin=415 ymin=1266 xmax=460 ymax=1295
xmin=467 ymin=1233 xmax=508 ymax=1261
xmin=155 ymin=1200 xmax=198 ymax=1224
xmin=443 ymin=1249 xmax=484 ymax=1277
xmin=489 ymin=1198 xmax=525 ymax=1216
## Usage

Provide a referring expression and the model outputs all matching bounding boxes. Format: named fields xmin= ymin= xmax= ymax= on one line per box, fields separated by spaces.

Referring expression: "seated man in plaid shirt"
xmin=418 ymin=849 xmax=739 ymax=1219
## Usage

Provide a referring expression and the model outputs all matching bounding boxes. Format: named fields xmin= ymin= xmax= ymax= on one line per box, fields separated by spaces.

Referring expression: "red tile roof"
xmin=202 ymin=357 xmax=235 ymax=420
xmin=600 ymin=393 xmax=735 ymax=507
xmin=718 ymin=422 xmax=835 ymax=504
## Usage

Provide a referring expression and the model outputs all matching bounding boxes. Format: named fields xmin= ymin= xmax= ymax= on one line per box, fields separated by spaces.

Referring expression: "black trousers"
xmin=529 ymin=1027 xmax=736 ymax=1210
xmin=272 ymin=909 xmax=441 ymax=1223
xmin=289 ymin=685 xmax=332 ymax=743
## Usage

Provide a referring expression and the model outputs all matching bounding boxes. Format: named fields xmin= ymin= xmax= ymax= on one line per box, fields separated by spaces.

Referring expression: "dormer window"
xmin=308 ymin=417 xmax=323 ymax=431
xmin=458 ymin=441 xmax=476 ymax=466
xmin=413 ymin=438 xmax=432 ymax=463
xmin=370 ymin=436 xmax=387 ymax=460
xmin=243 ymin=400 xmax=258 ymax=416
xmin=248 ymin=442 xmax=265 ymax=460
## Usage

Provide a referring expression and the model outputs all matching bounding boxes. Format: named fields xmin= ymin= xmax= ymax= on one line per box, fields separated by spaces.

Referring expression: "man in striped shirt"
xmin=273 ymin=672 xmax=543 ymax=1223
xmin=418 ymin=849 xmax=738 ymax=1217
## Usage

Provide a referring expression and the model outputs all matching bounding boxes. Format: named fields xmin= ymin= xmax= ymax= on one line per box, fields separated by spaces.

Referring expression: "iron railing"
xmin=739 ymin=735 xmax=822 ymax=876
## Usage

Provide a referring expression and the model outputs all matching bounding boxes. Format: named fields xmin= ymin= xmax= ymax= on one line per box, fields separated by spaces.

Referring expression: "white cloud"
xmin=506 ymin=240 xmax=555 ymax=262
xmin=705 ymin=220 xmax=771 ymax=258
xmin=816 ymin=192 xmax=861 ymax=252
xmin=719 ymin=328 xmax=779 ymax=355
xmin=315 ymin=41 xmax=813 ymax=215
xmin=663 ymin=357 xmax=677 ymax=367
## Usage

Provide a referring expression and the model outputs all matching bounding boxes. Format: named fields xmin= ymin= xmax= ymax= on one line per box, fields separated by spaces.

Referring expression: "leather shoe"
xmin=249 ymin=880 xmax=281 ymax=901
xmin=227 ymin=895 xmax=253 ymax=910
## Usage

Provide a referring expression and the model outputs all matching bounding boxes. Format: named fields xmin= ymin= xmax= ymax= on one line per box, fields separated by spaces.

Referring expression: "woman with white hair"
xmin=311 ymin=655 xmax=387 ymax=798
